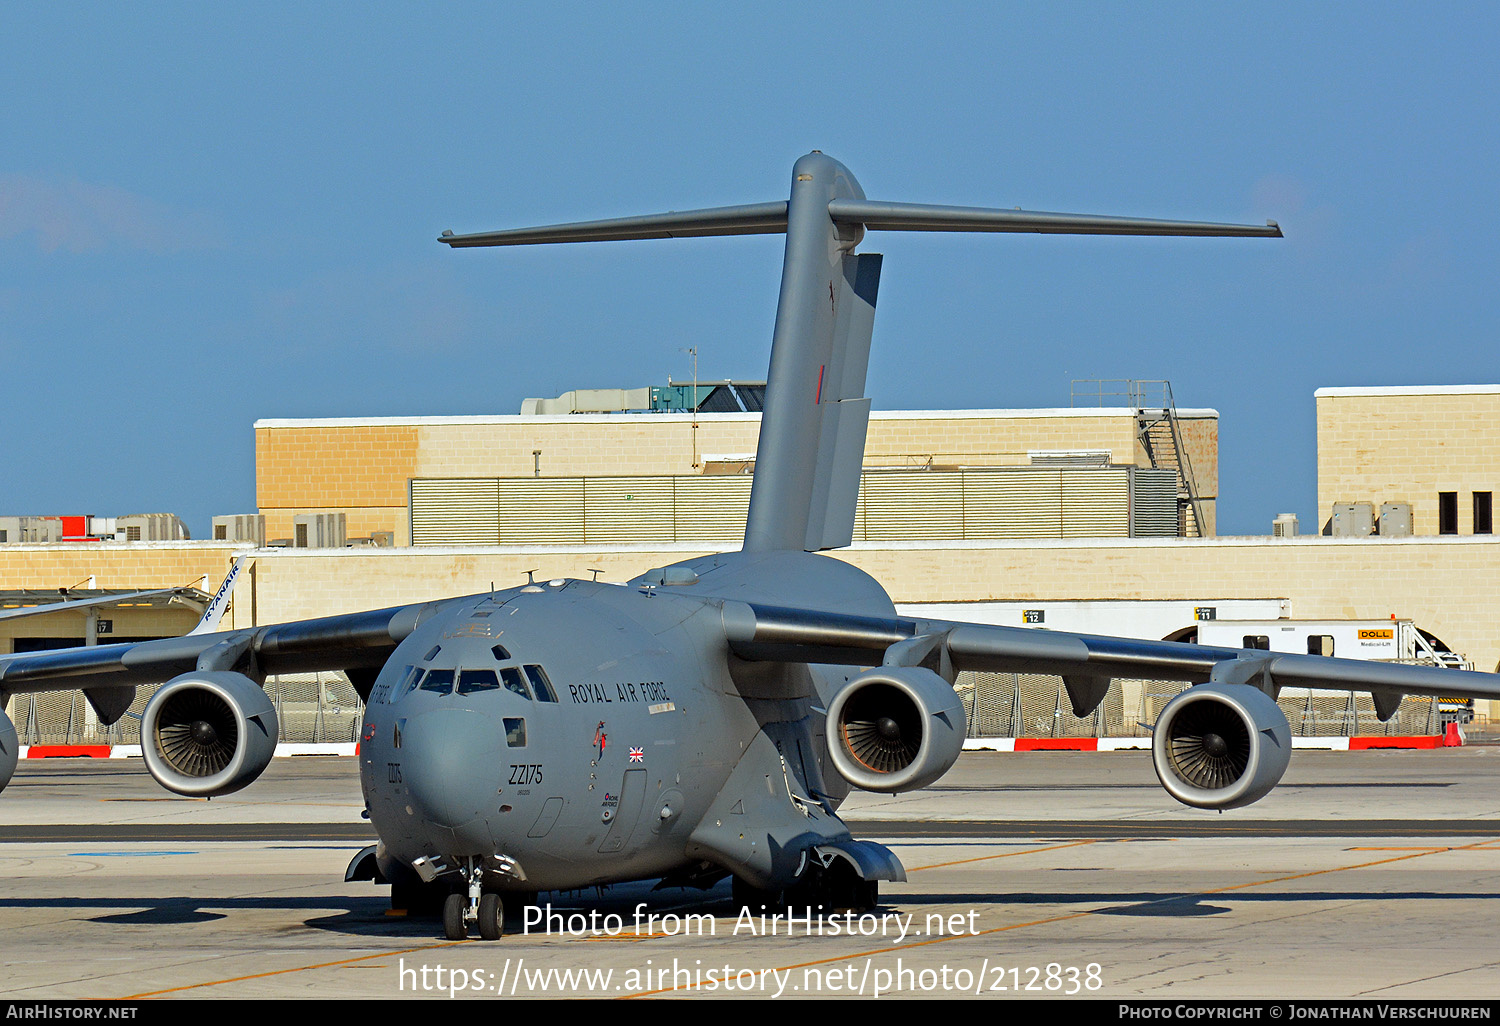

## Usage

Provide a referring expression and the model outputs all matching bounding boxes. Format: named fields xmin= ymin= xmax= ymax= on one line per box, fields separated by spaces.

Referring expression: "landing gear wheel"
xmin=478 ymin=892 xmax=504 ymax=940
xmin=442 ymin=892 xmax=468 ymax=940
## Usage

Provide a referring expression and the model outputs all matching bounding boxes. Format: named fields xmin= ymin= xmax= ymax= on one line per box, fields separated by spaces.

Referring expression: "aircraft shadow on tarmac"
xmin=3 ymin=884 xmax=1497 ymax=934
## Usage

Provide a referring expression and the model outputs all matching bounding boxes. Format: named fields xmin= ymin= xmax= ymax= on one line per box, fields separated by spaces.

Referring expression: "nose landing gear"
xmin=442 ymin=857 xmax=505 ymax=940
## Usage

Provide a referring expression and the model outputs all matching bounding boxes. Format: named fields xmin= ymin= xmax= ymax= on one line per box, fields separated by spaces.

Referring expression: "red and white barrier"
xmin=17 ymin=743 xmax=361 ymax=759
xmin=961 ymin=732 xmax=1460 ymax=752
xmin=15 ymin=732 xmax=1461 ymax=760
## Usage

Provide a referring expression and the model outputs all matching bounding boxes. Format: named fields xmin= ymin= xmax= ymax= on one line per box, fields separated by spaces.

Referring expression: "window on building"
xmin=1475 ymin=492 xmax=1493 ymax=535
xmin=126 ymin=526 xmax=141 ymax=541
xmin=1308 ymin=635 xmax=1334 ymax=657
xmin=1439 ymin=492 xmax=1459 ymax=535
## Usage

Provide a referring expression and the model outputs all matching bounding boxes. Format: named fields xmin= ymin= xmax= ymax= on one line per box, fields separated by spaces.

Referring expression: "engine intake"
xmin=1152 ymin=682 xmax=1291 ymax=810
xmin=141 ymin=671 xmax=278 ymax=797
xmin=827 ymin=667 xmax=965 ymax=793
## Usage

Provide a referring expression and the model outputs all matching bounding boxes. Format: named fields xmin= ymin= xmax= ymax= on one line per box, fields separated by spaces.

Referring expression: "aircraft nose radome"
xmin=400 ymin=709 xmax=502 ymax=832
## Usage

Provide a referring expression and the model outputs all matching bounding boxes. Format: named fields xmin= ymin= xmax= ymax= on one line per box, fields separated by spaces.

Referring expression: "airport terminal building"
xmin=4 ymin=382 xmax=1499 ymax=746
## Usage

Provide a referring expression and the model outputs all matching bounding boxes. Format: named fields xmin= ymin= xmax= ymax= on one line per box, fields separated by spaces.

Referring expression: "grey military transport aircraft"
xmin=4 ymin=153 xmax=1497 ymax=942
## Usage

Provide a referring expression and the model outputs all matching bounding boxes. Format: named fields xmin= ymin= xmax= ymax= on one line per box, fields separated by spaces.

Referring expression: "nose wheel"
xmin=441 ymin=858 xmax=506 ymax=940
xmin=442 ymin=892 xmax=468 ymax=940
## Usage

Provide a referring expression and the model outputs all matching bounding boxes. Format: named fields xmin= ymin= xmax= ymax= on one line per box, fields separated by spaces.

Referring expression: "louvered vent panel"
xmin=862 ymin=472 xmax=965 ymax=540
xmin=410 ymin=479 xmax=499 ymax=545
xmin=1130 ymin=468 xmax=1179 ymax=538
xmin=960 ymin=469 xmax=1063 ymax=537
xmin=498 ymin=479 xmax=585 ymax=544
xmin=584 ymin=478 xmax=676 ymax=543
xmin=672 ymin=476 xmax=752 ymax=542
xmin=1060 ymin=469 xmax=1129 ymax=537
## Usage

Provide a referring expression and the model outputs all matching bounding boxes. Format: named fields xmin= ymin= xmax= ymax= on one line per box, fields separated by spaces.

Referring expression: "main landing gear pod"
xmin=827 ymin=667 xmax=966 ymax=793
xmin=141 ymin=671 xmax=279 ymax=797
xmin=0 ymin=707 xmax=17 ymax=794
xmin=1152 ymin=682 xmax=1291 ymax=810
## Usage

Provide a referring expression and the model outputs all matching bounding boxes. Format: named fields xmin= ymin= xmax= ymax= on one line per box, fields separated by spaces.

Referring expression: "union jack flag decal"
xmin=628 ymin=747 xmax=644 ymax=763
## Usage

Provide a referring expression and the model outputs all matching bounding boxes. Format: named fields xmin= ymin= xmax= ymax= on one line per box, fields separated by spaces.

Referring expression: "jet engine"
xmin=826 ymin=667 xmax=966 ymax=793
xmin=1152 ymin=682 xmax=1291 ymax=810
xmin=141 ymin=671 xmax=278 ymax=797
xmin=0 ymin=706 xmax=17 ymax=794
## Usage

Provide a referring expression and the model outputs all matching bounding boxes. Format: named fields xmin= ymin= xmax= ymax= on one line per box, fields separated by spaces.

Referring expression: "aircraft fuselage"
xmin=358 ymin=550 xmax=894 ymax=892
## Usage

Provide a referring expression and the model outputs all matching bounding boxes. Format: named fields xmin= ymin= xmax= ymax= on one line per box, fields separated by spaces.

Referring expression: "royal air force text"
xmin=567 ymin=681 xmax=671 ymax=705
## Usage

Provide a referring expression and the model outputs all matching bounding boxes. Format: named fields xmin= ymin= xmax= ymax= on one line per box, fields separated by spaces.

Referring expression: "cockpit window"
xmin=504 ymin=717 xmax=527 ymax=747
xmin=525 ymin=665 xmax=558 ymax=703
xmin=388 ymin=665 xmax=419 ymax=702
xmin=491 ymin=644 xmax=511 ymax=661
xmin=423 ymin=645 xmax=442 ymax=662
xmin=418 ymin=668 xmax=456 ymax=695
xmin=499 ymin=667 xmax=532 ymax=700
xmin=457 ymin=669 xmax=501 ymax=695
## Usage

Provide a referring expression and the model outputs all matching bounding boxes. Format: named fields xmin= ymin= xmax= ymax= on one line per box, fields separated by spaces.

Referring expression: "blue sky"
xmin=2 ymin=3 xmax=1496 ymax=538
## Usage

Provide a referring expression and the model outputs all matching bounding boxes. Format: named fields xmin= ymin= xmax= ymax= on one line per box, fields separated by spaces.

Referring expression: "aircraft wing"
xmin=720 ymin=601 xmax=1500 ymax=708
xmin=0 ymin=598 xmax=453 ymax=699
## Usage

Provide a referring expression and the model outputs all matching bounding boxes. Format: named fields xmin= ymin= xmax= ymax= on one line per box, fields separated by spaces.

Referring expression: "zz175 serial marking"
xmin=567 ymin=681 xmax=672 ymax=704
xmin=509 ymin=764 xmax=544 ymax=785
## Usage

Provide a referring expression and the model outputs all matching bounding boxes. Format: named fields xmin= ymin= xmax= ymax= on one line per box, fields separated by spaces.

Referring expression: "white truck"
xmin=1196 ymin=618 xmax=1472 ymax=722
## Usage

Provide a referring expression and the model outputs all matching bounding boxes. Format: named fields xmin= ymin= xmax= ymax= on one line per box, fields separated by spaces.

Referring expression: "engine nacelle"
xmin=141 ymin=671 xmax=278 ymax=797
xmin=827 ymin=667 xmax=966 ymax=793
xmin=0 ymin=706 xmax=17 ymax=794
xmin=1152 ymin=682 xmax=1291 ymax=810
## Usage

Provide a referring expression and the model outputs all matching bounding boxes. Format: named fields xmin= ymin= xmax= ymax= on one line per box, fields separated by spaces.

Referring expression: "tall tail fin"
xmin=188 ymin=557 xmax=244 ymax=636
xmin=440 ymin=153 xmax=1279 ymax=553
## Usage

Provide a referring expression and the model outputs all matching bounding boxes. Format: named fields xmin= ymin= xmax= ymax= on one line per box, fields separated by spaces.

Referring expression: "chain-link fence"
xmin=6 ymin=672 xmax=363 ymax=747
xmin=5 ymin=670 xmax=1445 ymax=745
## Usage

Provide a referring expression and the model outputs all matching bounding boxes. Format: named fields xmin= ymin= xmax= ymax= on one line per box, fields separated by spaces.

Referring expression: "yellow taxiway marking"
xmin=115 ymin=835 xmax=1498 ymax=998
xmin=908 ymin=839 xmax=1099 ymax=872
xmin=1351 ymin=844 xmax=1500 ymax=852
xmin=581 ymin=841 xmax=1102 ymax=943
xmin=625 ymin=834 xmax=1500 ymax=998
xmin=122 ymin=942 xmax=468 ymax=999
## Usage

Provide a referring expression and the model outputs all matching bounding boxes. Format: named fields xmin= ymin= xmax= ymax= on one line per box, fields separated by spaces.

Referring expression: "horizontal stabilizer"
xmin=828 ymin=199 xmax=1282 ymax=238
xmin=439 ymin=202 xmax=789 ymax=247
